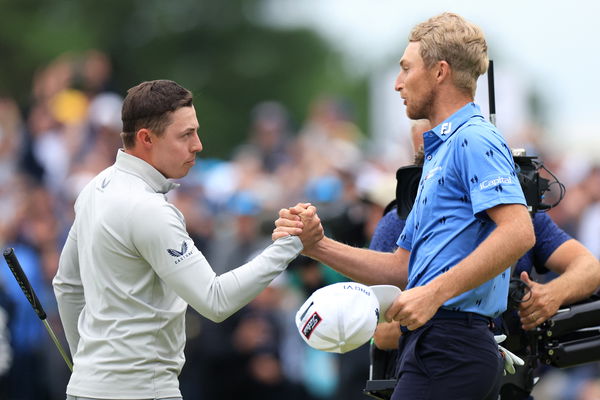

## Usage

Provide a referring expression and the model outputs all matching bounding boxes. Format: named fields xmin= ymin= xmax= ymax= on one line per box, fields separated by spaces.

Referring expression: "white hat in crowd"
xmin=295 ymin=282 xmax=401 ymax=354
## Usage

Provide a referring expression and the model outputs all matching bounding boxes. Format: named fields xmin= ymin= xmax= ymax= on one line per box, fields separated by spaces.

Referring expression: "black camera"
xmin=392 ymin=148 xmax=563 ymax=220
xmin=511 ymin=148 xmax=565 ymax=213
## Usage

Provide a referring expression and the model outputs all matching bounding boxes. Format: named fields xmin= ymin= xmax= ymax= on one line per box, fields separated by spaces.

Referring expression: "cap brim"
xmin=370 ymin=285 xmax=402 ymax=322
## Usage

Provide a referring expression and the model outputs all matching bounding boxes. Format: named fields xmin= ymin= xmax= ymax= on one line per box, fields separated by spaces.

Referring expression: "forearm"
xmin=165 ymin=235 xmax=302 ymax=322
xmin=305 ymin=236 xmax=408 ymax=287
xmin=545 ymin=254 xmax=600 ymax=306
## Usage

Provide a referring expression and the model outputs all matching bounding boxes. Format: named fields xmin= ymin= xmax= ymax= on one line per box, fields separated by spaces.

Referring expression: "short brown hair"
xmin=409 ymin=12 xmax=488 ymax=97
xmin=121 ymin=80 xmax=193 ymax=148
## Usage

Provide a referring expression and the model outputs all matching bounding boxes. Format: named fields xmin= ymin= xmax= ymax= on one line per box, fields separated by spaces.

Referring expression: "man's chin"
xmin=167 ymin=169 xmax=189 ymax=180
xmin=405 ymin=106 xmax=424 ymax=120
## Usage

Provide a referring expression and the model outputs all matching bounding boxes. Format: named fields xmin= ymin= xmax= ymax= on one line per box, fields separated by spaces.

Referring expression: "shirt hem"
xmin=67 ymin=384 xmax=181 ymax=399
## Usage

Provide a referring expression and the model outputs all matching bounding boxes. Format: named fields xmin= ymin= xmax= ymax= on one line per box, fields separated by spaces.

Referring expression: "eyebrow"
xmin=181 ymin=127 xmax=198 ymax=135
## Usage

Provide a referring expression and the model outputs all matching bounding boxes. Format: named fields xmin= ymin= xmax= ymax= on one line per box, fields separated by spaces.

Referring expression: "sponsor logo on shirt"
xmin=479 ymin=176 xmax=513 ymax=190
xmin=96 ymin=175 xmax=112 ymax=192
xmin=424 ymin=166 xmax=442 ymax=181
xmin=441 ymin=122 xmax=452 ymax=135
xmin=167 ymin=241 xmax=193 ymax=264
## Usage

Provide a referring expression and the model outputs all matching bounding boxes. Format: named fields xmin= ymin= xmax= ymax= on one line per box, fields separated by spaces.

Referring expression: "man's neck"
xmin=124 ymin=147 xmax=151 ymax=165
xmin=428 ymin=88 xmax=474 ymax=128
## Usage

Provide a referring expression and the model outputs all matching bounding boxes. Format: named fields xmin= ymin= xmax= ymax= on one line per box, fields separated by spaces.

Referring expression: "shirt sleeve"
xmin=53 ymin=225 xmax=85 ymax=358
xmin=397 ymin=208 xmax=415 ymax=251
xmin=131 ymin=200 xmax=303 ymax=322
xmin=454 ymin=125 xmax=526 ymax=218
xmin=531 ymin=212 xmax=572 ymax=273
xmin=370 ymin=209 xmax=406 ymax=253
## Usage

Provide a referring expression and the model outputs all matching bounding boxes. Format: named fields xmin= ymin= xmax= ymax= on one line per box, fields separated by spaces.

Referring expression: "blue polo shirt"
xmin=397 ymin=103 xmax=527 ymax=317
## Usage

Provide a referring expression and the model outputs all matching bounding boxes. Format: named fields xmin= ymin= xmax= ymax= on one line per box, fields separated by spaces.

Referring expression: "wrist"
xmin=425 ymin=277 xmax=451 ymax=309
xmin=302 ymin=235 xmax=328 ymax=259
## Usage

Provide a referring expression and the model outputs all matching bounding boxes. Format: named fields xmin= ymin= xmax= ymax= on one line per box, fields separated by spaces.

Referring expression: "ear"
xmin=135 ymin=128 xmax=153 ymax=149
xmin=436 ymin=60 xmax=451 ymax=83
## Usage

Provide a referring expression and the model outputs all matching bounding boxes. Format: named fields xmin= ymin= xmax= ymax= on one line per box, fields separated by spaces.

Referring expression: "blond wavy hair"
xmin=409 ymin=12 xmax=488 ymax=97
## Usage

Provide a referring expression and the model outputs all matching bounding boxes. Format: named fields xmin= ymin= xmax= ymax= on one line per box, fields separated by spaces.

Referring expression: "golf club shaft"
xmin=43 ymin=319 xmax=73 ymax=371
xmin=3 ymin=247 xmax=73 ymax=371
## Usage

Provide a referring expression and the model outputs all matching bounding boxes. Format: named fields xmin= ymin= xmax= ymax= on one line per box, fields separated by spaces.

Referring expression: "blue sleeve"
xmin=513 ymin=212 xmax=571 ymax=276
xmin=397 ymin=208 xmax=414 ymax=251
xmin=454 ymin=124 xmax=526 ymax=218
xmin=369 ymin=209 xmax=406 ymax=253
xmin=531 ymin=212 xmax=571 ymax=273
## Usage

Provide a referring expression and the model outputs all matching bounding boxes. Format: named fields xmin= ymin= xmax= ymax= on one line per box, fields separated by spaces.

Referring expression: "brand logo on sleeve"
xmin=479 ymin=176 xmax=513 ymax=190
xmin=167 ymin=241 xmax=193 ymax=264
xmin=167 ymin=241 xmax=188 ymax=257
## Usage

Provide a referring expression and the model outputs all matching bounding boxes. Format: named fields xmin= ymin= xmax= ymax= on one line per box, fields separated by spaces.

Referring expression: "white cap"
xmin=295 ymin=282 xmax=401 ymax=354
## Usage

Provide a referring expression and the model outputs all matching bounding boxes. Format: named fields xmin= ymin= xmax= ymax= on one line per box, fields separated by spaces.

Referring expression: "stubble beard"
xmin=406 ymin=88 xmax=435 ymax=121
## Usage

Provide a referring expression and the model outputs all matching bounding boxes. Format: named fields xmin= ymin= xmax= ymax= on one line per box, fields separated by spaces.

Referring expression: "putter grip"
xmin=3 ymin=247 xmax=47 ymax=320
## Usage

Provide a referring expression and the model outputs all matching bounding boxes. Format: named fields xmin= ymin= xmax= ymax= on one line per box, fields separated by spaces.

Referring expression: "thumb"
xmin=520 ymin=270 xmax=532 ymax=285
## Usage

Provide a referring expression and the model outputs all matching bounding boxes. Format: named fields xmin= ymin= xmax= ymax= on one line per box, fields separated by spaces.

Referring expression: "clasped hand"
xmin=272 ymin=202 xmax=324 ymax=250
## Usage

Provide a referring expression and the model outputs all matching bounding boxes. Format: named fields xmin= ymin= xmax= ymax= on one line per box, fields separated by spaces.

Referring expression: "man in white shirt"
xmin=53 ymin=79 xmax=322 ymax=400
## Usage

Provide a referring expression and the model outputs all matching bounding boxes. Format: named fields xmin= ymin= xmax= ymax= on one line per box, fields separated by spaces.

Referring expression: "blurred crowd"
xmin=0 ymin=50 xmax=598 ymax=400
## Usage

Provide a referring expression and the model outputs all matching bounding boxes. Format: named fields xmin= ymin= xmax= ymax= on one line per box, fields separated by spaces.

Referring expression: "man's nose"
xmin=192 ymin=134 xmax=203 ymax=153
xmin=394 ymin=73 xmax=403 ymax=92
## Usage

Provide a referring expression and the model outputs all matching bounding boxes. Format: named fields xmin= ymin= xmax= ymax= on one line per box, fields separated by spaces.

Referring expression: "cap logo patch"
xmin=302 ymin=312 xmax=322 ymax=340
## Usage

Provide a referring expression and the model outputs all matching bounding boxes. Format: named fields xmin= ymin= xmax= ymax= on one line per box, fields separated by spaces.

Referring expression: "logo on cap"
xmin=302 ymin=312 xmax=322 ymax=340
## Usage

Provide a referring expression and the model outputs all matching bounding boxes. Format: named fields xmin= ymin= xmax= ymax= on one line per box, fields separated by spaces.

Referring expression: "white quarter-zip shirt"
xmin=53 ymin=150 xmax=302 ymax=399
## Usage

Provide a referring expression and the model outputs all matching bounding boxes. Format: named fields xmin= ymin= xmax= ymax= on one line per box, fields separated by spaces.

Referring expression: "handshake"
xmin=275 ymin=203 xmax=526 ymax=378
xmin=272 ymin=202 xmax=325 ymax=252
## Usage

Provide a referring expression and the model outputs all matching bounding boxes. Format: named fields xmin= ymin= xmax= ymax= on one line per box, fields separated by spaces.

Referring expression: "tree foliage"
xmin=0 ymin=0 xmax=368 ymax=158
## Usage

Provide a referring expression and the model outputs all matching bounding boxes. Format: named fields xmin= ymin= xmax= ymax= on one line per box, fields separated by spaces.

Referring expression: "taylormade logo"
xmin=479 ymin=176 xmax=512 ymax=190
